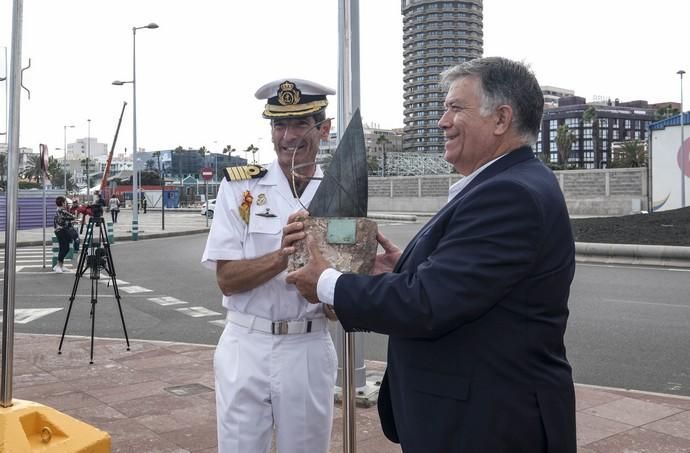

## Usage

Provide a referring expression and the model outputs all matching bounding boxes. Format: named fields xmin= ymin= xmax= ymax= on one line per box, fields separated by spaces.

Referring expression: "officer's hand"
xmin=372 ymin=232 xmax=402 ymax=275
xmin=286 ymin=235 xmax=330 ymax=304
xmin=279 ymin=210 xmax=310 ymax=270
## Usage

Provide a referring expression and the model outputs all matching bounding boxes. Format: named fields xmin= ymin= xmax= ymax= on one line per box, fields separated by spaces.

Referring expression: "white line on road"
xmin=0 ymin=308 xmax=63 ymax=324
xmin=148 ymin=296 xmax=188 ymax=306
xmin=175 ymin=306 xmax=222 ymax=318
xmin=118 ymin=286 xmax=153 ymax=294
xmin=602 ymin=298 xmax=689 ymax=309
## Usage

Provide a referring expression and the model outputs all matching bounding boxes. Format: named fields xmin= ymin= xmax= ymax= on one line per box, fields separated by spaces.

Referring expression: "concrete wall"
xmin=368 ymin=168 xmax=647 ymax=216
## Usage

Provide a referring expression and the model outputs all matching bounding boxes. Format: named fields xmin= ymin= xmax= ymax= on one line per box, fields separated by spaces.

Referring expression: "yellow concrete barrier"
xmin=0 ymin=399 xmax=110 ymax=452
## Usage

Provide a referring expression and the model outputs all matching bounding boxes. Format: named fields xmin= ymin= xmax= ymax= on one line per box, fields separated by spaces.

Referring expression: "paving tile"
xmin=13 ymin=380 xmax=75 ymax=400
xmin=38 ymin=389 xmax=104 ymax=411
xmin=606 ymin=389 xmax=690 ymax=411
xmin=644 ymin=410 xmax=690 ymax=441
xmin=114 ymin=351 xmax=196 ymax=370
xmin=84 ymin=379 xmax=169 ymax=404
xmin=586 ymin=427 xmax=690 ymax=452
xmin=576 ymin=412 xmax=634 ymax=446
xmin=583 ymin=397 xmax=684 ymax=426
xmin=163 ymin=422 xmax=218 ymax=451
xmin=575 ymin=385 xmax=624 ymax=410
xmin=63 ymin=403 xmax=128 ymax=425
xmin=110 ymin=393 xmax=208 ymax=418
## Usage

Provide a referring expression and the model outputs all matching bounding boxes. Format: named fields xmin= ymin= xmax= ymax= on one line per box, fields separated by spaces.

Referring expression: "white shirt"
xmin=202 ymin=159 xmax=326 ymax=321
xmin=316 ymin=154 xmax=507 ymax=305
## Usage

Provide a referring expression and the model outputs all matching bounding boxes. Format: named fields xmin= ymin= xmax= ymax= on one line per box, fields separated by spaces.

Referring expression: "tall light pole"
xmin=63 ymin=124 xmax=74 ymax=194
xmin=678 ymin=69 xmax=686 ymax=208
xmin=86 ymin=119 xmax=91 ymax=198
xmin=113 ymin=22 xmax=158 ymax=240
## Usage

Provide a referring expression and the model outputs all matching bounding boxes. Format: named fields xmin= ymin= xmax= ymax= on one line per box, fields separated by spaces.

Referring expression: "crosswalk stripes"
xmin=0 ymin=308 xmax=62 ymax=324
xmin=0 ymin=246 xmax=75 ymax=272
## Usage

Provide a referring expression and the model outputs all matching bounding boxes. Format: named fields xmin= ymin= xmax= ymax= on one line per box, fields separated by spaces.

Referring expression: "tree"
xmin=145 ymin=159 xmax=156 ymax=171
xmin=22 ymin=154 xmax=43 ymax=182
xmin=555 ymin=124 xmax=575 ymax=168
xmin=655 ymin=104 xmax=680 ymax=121
xmin=609 ymin=139 xmax=647 ymax=168
xmin=222 ymin=145 xmax=236 ymax=156
xmin=583 ymin=106 xmax=601 ymax=168
xmin=244 ymin=144 xmax=259 ymax=163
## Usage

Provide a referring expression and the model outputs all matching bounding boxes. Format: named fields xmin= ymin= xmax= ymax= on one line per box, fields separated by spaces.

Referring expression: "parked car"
xmin=201 ymin=199 xmax=216 ymax=218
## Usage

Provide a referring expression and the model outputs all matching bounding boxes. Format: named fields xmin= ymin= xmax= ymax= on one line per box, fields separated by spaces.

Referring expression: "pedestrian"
xmin=109 ymin=193 xmax=121 ymax=223
xmin=53 ymin=196 xmax=76 ymax=273
xmin=141 ymin=196 xmax=147 ymax=214
xmin=201 ymin=78 xmax=336 ymax=453
xmin=287 ymin=57 xmax=577 ymax=453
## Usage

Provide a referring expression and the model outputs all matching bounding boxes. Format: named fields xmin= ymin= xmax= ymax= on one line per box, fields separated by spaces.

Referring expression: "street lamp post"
xmin=678 ymin=69 xmax=686 ymax=208
xmin=63 ymin=124 xmax=74 ymax=194
xmin=113 ymin=22 xmax=158 ymax=240
xmin=86 ymin=119 xmax=91 ymax=199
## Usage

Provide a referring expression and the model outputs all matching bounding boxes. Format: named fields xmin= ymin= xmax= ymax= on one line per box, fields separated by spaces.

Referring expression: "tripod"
xmin=58 ymin=215 xmax=130 ymax=363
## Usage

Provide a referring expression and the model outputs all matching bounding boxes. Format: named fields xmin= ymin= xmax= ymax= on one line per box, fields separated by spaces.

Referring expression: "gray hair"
xmin=439 ymin=57 xmax=544 ymax=142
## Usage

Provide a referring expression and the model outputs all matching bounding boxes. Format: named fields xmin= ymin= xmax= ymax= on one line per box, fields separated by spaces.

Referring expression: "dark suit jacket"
xmin=334 ymin=147 xmax=576 ymax=453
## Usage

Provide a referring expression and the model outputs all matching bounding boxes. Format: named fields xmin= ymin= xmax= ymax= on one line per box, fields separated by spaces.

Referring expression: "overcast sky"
xmin=1 ymin=0 xmax=688 ymax=164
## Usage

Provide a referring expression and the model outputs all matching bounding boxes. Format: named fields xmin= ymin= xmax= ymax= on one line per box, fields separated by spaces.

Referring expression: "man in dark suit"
xmin=285 ymin=57 xmax=576 ymax=453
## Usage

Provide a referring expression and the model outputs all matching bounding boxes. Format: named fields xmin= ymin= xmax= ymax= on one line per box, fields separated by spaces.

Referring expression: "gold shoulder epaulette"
xmin=223 ymin=164 xmax=268 ymax=182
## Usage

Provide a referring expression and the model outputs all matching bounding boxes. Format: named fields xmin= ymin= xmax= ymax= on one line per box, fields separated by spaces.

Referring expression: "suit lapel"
xmin=393 ymin=147 xmax=535 ymax=271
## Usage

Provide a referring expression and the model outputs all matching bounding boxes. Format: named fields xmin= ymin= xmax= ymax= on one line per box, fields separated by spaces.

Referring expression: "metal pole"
xmin=679 ymin=70 xmax=686 ymax=208
xmin=41 ymin=144 xmax=47 ymax=268
xmin=337 ymin=1 xmax=361 ymax=451
xmin=86 ymin=118 xmax=91 ymax=198
xmin=132 ymin=27 xmax=139 ymax=238
xmin=63 ymin=124 xmax=73 ymax=194
xmin=2 ymin=0 xmax=24 ymax=408
xmin=159 ymin=152 xmax=165 ymax=230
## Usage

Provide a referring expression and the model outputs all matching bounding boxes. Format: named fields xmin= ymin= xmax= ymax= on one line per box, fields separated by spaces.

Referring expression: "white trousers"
xmin=214 ymin=321 xmax=338 ymax=453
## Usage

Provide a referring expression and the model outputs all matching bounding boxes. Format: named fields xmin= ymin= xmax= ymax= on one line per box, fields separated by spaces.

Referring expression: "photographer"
xmin=53 ymin=196 xmax=77 ymax=273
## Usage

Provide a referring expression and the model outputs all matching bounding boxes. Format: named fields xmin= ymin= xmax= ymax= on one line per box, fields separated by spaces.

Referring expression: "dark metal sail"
xmin=308 ymin=109 xmax=368 ymax=217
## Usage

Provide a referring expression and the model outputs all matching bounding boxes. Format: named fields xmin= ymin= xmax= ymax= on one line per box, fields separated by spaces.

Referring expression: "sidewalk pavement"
xmin=12 ymin=333 xmax=690 ymax=453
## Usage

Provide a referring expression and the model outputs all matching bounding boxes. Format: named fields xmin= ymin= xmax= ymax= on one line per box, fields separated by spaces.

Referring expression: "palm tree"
xmin=244 ymin=144 xmax=259 ymax=164
xmin=23 ymin=154 xmax=44 ymax=182
xmin=583 ymin=106 xmax=601 ymax=168
xmin=555 ymin=124 xmax=575 ymax=168
xmin=222 ymin=145 xmax=236 ymax=156
xmin=609 ymin=140 xmax=647 ymax=168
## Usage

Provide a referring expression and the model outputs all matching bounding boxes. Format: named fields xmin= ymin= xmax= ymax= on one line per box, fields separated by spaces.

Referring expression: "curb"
xmin=575 ymin=242 xmax=690 ymax=268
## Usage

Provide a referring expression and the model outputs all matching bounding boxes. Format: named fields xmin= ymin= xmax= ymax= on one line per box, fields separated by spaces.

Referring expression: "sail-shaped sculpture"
xmin=308 ymin=109 xmax=367 ymax=218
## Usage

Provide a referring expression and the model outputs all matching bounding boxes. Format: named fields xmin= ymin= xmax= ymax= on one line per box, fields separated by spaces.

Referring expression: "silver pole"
xmin=2 ymin=0 xmax=24 ymax=408
xmin=41 ymin=144 xmax=46 ymax=268
xmin=132 ymin=26 xmax=139 ymax=237
xmin=86 ymin=118 xmax=91 ymax=198
xmin=337 ymin=1 xmax=361 ymax=452
xmin=679 ymin=70 xmax=686 ymax=208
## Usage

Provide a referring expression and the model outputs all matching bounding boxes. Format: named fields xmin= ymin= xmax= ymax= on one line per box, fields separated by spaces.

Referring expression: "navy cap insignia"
xmin=278 ymin=81 xmax=301 ymax=106
xmin=223 ymin=164 xmax=267 ymax=182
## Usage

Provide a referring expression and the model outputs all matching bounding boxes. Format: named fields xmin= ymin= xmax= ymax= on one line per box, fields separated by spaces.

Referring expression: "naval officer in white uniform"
xmin=202 ymin=79 xmax=337 ymax=453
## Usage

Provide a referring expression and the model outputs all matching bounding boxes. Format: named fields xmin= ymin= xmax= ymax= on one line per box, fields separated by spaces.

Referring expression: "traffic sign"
xmin=201 ymin=167 xmax=213 ymax=181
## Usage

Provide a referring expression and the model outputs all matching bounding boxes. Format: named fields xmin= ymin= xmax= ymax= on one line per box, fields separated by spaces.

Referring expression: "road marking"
xmin=602 ymin=298 xmax=689 ymax=309
xmin=0 ymin=308 xmax=63 ymax=324
xmin=175 ymin=306 xmax=222 ymax=318
xmin=148 ymin=296 xmax=187 ymax=306
xmin=99 ymin=278 xmax=130 ymax=286
xmin=119 ymin=285 xmax=153 ymax=294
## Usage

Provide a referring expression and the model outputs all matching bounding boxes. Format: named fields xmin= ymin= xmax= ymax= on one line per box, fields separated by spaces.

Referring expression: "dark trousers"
xmin=56 ymin=229 xmax=71 ymax=263
xmin=111 ymin=209 xmax=119 ymax=223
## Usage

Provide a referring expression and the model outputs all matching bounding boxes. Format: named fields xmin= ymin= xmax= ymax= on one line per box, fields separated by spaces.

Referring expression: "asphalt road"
xmin=4 ymin=220 xmax=690 ymax=397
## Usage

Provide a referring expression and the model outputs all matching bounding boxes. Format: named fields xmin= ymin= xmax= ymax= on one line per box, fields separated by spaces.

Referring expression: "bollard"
xmin=107 ymin=221 xmax=115 ymax=244
xmin=51 ymin=235 xmax=59 ymax=267
xmin=131 ymin=219 xmax=138 ymax=241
